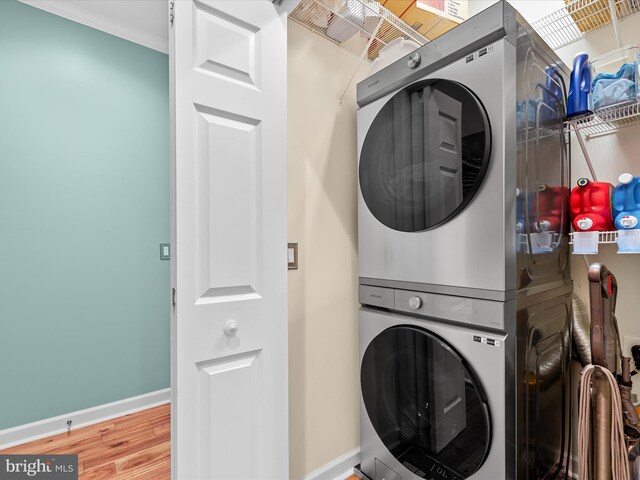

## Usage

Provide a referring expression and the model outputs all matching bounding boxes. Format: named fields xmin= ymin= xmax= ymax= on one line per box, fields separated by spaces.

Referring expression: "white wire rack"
xmin=570 ymin=230 xmax=640 ymax=254
xmin=289 ymin=0 xmax=428 ymax=61
xmin=566 ymin=101 xmax=640 ymax=137
xmin=570 ymin=231 xmax=619 ymax=244
xmin=532 ymin=0 xmax=640 ymax=50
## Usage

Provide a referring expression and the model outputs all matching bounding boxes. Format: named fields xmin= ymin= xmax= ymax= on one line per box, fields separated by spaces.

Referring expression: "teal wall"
xmin=0 ymin=1 xmax=169 ymax=430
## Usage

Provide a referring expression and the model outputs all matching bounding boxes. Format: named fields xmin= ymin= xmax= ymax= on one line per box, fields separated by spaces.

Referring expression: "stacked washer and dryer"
xmin=356 ymin=2 xmax=573 ymax=480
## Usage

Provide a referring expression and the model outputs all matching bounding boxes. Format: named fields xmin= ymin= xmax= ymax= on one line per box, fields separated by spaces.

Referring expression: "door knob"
xmin=223 ymin=320 xmax=239 ymax=338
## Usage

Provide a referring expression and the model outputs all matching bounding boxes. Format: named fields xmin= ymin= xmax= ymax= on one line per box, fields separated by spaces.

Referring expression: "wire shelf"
xmin=569 ymin=231 xmax=619 ymax=244
xmin=532 ymin=0 xmax=640 ymax=50
xmin=570 ymin=230 xmax=640 ymax=254
xmin=289 ymin=0 xmax=428 ymax=61
xmin=565 ymin=101 xmax=640 ymax=137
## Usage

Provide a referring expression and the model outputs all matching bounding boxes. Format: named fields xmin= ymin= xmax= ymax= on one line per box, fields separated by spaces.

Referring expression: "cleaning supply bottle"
xmin=613 ymin=173 xmax=640 ymax=230
xmin=567 ymin=53 xmax=593 ymax=119
xmin=570 ymin=178 xmax=614 ymax=231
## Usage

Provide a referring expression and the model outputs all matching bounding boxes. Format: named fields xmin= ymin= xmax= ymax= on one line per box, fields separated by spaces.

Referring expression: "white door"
xmin=169 ymin=1 xmax=289 ymax=478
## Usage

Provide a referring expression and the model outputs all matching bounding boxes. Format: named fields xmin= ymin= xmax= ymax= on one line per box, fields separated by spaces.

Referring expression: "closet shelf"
xmin=532 ymin=0 xmax=640 ymax=50
xmin=565 ymin=101 xmax=640 ymax=138
xmin=289 ymin=0 xmax=428 ymax=61
xmin=570 ymin=230 xmax=619 ymax=244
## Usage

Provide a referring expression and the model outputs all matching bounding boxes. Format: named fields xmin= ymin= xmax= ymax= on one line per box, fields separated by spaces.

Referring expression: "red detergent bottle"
xmin=570 ymin=178 xmax=614 ymax=231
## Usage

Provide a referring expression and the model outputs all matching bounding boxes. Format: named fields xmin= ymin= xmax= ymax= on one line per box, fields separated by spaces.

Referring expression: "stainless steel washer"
xmin=359 ymin=305 xmax=507 ymax=480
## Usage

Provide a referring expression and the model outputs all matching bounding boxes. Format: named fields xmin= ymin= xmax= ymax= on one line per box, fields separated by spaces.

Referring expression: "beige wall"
xmin=287 ymin=20 xmax=369 ymax=479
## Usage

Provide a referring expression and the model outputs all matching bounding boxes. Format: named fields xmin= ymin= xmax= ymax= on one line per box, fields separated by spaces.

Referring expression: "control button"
xmin=408 ymin=296 xmax=422 ymax=310
xmin=407 ymin=52 xmax=421 ymax=69
xmin=577 ymin=218 xmax=594 ymax=230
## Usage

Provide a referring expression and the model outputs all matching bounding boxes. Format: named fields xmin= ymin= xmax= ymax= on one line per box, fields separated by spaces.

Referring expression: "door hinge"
xmin=169 ymin=1 xmax=175 ymax=26
xmin=172 ymin=287 xmax=176 ymax=311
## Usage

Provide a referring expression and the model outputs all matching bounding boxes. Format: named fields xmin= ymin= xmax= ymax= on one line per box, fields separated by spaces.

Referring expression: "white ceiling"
xmin=19 ymin=0 xmax=169 ymax=53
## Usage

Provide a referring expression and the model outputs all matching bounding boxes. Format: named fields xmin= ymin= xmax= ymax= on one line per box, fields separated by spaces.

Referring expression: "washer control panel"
xmin=358 ymin=285 xmax=506 ymax=331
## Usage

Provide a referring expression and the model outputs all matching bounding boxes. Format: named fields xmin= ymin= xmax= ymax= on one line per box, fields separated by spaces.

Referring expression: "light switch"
xmin=288 ymin=243 xmax=298 ymax=270
xmin=160 ymin=243 xmax=170 ymax=260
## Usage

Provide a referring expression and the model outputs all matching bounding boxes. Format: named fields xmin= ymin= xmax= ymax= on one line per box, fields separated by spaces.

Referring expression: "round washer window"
xmin=361 ymin=325 xmax=491 ymax=479
xmin=359 ymin=79 xmax=491 ymax=232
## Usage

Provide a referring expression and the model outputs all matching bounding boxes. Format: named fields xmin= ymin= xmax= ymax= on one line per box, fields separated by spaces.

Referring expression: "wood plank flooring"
xmin=0 ymin=404 xmax=171 ymax=480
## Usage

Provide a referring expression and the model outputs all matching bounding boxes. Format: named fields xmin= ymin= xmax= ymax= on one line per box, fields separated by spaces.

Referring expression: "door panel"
xmin=196 ymin=350 xmax=262 ymax=479
xmin=170 ymin=1 xmax=288 ymax=478
xmin=193 ymin=105 xmax=261 ymax=302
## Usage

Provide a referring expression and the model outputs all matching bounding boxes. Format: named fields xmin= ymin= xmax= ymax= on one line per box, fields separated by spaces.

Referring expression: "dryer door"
xmin=359 ymin=79 xmax=491 ymax=232
xmin=361 ymin=325 xmax=491 ymax=480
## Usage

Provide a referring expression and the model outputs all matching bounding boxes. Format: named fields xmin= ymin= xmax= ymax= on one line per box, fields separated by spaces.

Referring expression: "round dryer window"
xmin=361 ymin=326 xmax=491 ymax=480
xmin=359 ymin=79 xmax=491 ymax=232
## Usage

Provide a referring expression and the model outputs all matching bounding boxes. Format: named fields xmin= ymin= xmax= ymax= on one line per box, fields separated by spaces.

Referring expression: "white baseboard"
xmin=0 ymin=388 xmax=170 ymax=450
xmin=304 ymin=447 xmax=361 ymax=480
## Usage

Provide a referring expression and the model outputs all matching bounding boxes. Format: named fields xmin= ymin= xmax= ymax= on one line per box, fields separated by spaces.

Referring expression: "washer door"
xmin=361 ymin=325 xmax=491 ymax=480
xmin=359 ymin=79 xmax=491 ymax=232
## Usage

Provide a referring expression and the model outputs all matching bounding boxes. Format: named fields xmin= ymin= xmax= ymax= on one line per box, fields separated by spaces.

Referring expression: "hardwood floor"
xmin=0 ymin=404 xmax=170 ymax=480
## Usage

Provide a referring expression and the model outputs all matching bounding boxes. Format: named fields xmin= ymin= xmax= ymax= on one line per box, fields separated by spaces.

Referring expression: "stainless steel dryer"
xmin=357 ymin=2 xmax=573 ymax=479
xmin=357 ymin=2 xmax=571 ymax=300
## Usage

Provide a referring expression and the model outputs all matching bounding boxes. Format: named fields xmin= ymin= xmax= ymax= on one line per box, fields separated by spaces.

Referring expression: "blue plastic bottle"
xmin=567 ymin=53 xmax=593 ymax=119
xmin=613 ymin=173 xmax=640 ymax=230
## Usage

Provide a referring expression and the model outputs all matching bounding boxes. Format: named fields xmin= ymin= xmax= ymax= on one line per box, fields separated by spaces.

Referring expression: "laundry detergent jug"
xmin=570 ymin=178 xmax=614 ymax=231
xmin=613 ymin=173 xmax=640 ymax=230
